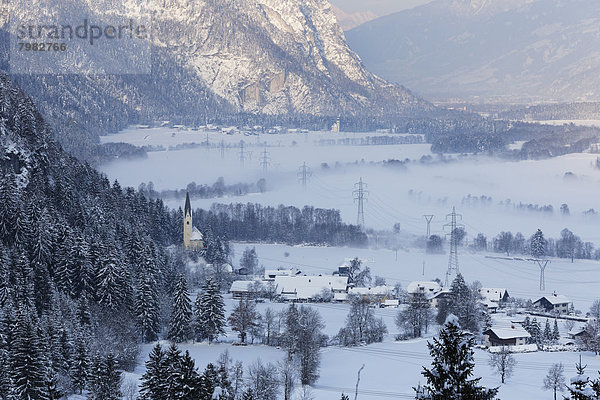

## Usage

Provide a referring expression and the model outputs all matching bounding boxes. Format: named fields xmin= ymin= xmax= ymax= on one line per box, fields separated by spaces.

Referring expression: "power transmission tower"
xmin=260 ymin=147 xmax=271 ymax=172
xmin=535 ymin=259 xmax=550 ymax=291
xmin=239 ymin=141 xmax=245 ymax=166
xmin=443 ymin=207 xmax=463 ymax=287
xmin=297 ymin=162 xmax=312 ymax=190
xmin=205 ymin=132 xmax=210 ymax=150
xmin=423 ymin=214 xmax=434 ymax=237
xmin=220 ymin=139 xmax=225 ymax=158
xmin=353 ymin=178 xmax=368 ymax=228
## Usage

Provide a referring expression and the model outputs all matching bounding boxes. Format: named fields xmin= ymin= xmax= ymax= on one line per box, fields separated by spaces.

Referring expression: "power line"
xmin=353 ymin=178 xmax=368 ymax=228
xmin=297 ymin=162 xmax=312 ymax=190
xmin=536 ymin=259 xmax=550 ymax=291
xmin=239 ymin=141 xmax=246 ymax=166
xmin=259 ymin=147 xmax=271 ymax=172
xmin=423 ymin=215 xmax=434 ymax=237
xmin=443 ymin=206 xmax=463 ymax=287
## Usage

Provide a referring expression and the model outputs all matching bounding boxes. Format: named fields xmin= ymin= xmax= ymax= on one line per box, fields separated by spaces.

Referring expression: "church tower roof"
xmin=184 ymin=192 xmax=191 ymax=216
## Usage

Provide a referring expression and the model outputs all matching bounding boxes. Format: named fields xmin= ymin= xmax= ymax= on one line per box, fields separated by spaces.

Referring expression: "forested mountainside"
xmin=0 ymin=72 xmax=189 ymax=395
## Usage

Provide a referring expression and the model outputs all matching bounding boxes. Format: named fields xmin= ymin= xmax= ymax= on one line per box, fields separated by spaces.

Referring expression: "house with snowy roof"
xmin=230 ymin=281 xmax=258 ymax=299
xmin=478 ymin=288 xmax=510 ymax=304
xmin=274 ymin=275 xmax=348 ymax=301
xmin=483 ymin=325 xmax=531 ymax=347
xmin=407 ymin=281 xmax=442 ymax=299
xmin=533 ymin=293 xmax=572 ymax=314
xmin=428 ymin=289 xmax=453 ymax=309
xmin=348 ymin=285 xmax=392 ymax=303
xmin=264 ymin=268 xmax=302 ymax=281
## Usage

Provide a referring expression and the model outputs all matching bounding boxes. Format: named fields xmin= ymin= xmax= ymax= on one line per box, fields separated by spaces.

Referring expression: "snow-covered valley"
xmin=99 ymin=126 xmax=600 ymax=399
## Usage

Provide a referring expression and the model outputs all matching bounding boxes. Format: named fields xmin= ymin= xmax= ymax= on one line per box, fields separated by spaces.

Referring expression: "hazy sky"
xmin=329 ymin=0 xmax=434 ymax=16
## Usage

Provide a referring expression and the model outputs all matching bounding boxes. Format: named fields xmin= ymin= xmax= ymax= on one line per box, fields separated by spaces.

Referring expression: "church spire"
xmin=184 ymin=191 xmax=191 ymax=216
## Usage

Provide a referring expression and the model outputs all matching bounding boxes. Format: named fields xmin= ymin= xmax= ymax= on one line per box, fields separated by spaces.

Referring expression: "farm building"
xmin=274 ymin=275 xmax=348 ymax=301
xmin=533 ymin=293 xmax=572 ymax=314
xmin=230 ymin=280 xmax=259 ymax=299
xmin=478 ymin=288 xmax=510 ymax=304
xmin=407 ymin=281 xmax=442 ymax=299
xmin=483 ymin=325 xmax=531 ymax=347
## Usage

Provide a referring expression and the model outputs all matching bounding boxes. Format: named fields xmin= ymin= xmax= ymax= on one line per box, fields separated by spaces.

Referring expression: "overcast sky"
xmin=329 ymin=0 xmax=434 ymax=16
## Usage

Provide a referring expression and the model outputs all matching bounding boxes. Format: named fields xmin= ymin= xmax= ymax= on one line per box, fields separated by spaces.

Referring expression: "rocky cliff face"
xmin=9 ymin=0 xmax=430 ymax=120
xmin=144 ymin=0 xmax=429 ymax=115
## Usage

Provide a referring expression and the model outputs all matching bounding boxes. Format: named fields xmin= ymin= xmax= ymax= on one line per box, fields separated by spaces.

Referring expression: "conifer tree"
xmin=564 ymin=357 xmax=593 ymax=400
xmin=168 ymin=274 xmax=192 ymax=343
xmin=530 ymin=229 xmax=546 ymax=258
xmin=11 ymin=307 xmax=49 ymax=399
xmin=87 ymin=353 xmax=122 ymax=400
xmin=553 ymin=319 xmax=560 ymax=341
xmin=199 ymin=363 xmax=220 ymax=399
xmin=242 ymin=388 xmax=256 ymax=400
xmin=178 ymin=350 xmax=201 ymax=399
xmin=194 ymin=278 xmax=226 ymax=343
xmin=70 ymin=234 xmax=93 ymax=299
xmin=95 ymin=250 xmax=127 ymax=310
xmin=419 ymin=318 xmax=498 ymax=400
xmin=70 ymin=331 xmax=89 ymax=395
xmin=544 ymin=319 xmax=553 ymax=344
xmin=448 ymin=274 xmax=481 ymax=333
xmin=135 ymin=269 xmax=160 ymax=343
xmin=139 ymin=344 xmax=167 ymax=400
xmin=54 ymin=227 xmax=74 ymax=295
xmin=163 ymin=343 xmax=183 ymax=399
xmin=528 ymin=317 xmax=541 ymax=345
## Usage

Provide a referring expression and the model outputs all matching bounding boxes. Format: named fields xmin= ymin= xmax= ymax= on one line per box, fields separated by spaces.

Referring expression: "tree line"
xmin=194 ymin=203 xmax=368 ymax=247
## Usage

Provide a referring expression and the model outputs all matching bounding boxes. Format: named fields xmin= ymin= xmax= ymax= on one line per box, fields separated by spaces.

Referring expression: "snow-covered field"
xmin=127 ymin=290 xmax=600 ymax=400
xmin=100 ymin=126 xmax=600 ymax=399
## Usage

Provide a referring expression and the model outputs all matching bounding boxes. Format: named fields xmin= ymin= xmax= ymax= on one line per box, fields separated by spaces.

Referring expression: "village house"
xmin=478 ymin=288 xmax=510 ymax=304
xmin=274 ymin=275 xmax=348 ymax=301
xmin=533 ymin=293 xmax=572 ymax=314
xmin=407 ymin=281 xmax=442 ymax=299
xmin=483 ymin=325 xmax=531 ymax=347
xmin=264 ymin=268 xmax=301 ymax=281
xmin=428 ymin=289 xmax=453 ymax=308
xmin=229 ymin=280 xmax=259 ymax=299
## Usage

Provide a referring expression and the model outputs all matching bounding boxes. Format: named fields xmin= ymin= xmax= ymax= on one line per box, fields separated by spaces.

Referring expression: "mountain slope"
xmin=3 ymin=0 xmax=432 ymax=162
xmin=346 ymin=0 xmax=600 ymax=103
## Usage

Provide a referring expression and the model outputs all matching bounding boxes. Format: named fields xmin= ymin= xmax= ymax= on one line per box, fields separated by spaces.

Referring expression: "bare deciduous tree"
xmin=488 ymin=346 xmax=516 ymax=384
xmin=543 ymin=363 xmax=565 ymax=400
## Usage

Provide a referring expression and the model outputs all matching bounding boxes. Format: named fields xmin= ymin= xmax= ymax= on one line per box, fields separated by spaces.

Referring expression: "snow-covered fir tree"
xmin=70 ymin=330 xmax=89 ymax=395
xmin=530 ymin=229 xmax=547 ymax=258
xmin=418 ymin=316 xmax=498 ymax=400
xmin=193 ymin=278 xmax=226 ymax=343
xmin=168 ymin=274 xmax=192 ymax=343
xmin=87 ymin=353 xmax=122 ymax=400
xmin=139 ymin=344 xmax=167 ymax=400
xmin=135 ymin=269 xmax=160 ymax=343
xmin=10 ymin=307 xmax=49 ymax=399
xmin=564 ymin=357 xmax=595 ymax=400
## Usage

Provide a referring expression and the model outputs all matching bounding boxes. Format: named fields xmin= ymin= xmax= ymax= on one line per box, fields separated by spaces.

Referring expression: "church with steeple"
xmin=184 ymin=192 xmax=204 ymax=250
